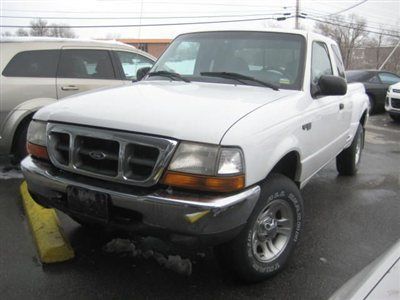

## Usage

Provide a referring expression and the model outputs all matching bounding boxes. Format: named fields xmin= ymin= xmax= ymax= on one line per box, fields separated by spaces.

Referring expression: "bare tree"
xmin=49 ymin=24 xmax=77 ymax=38
xmin=30 ymin=18 xmax=50 ymax=36
xmin=1 ymin=31 xmax=13 ymax=37
xmin=16 ymin=28 xmax=29 ymax=36
xmin=315 ymin=14 xmax=368 ymax=68
xmin=29 ymin=19 xmax=77 ymax=38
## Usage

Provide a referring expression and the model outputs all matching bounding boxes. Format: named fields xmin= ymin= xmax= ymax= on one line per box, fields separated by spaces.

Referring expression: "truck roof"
xmin=176 ymin=28 xmax=336 ymax=45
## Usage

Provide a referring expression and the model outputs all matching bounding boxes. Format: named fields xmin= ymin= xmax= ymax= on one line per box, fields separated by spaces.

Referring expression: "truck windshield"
xmin=149 ymin=31 xmax=306 ymax=90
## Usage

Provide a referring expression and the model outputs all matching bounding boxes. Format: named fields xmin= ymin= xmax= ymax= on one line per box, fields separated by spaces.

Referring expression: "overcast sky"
xmin=0 ymin=0 xmax=399 ymax=39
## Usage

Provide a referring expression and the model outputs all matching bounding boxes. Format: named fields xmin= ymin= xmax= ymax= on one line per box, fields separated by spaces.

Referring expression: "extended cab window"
xmin=331 ymin=44 xmax=345 ymax=78
xmin=311 ymin=41 xmax=333 ymax=85
xmin=115 ymin=51 xmax=154 ymax=80
xmin=58 ymin=49 xmax=115 ymax=80
xmin=2 ymin=50 xmax=59 ymax=78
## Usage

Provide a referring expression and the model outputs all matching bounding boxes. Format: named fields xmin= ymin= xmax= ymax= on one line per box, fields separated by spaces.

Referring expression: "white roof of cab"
xmin=177 ymin=28 xmax=336 ymax=45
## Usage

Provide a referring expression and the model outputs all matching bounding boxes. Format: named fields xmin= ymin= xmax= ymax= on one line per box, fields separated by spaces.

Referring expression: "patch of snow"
xmin=103 ymin=238 xmax=192 ymax=276
xmin=103 ymin=238 xmax=139 ymax=256
xmin=0 ymin=169 xmax=23 ymax=179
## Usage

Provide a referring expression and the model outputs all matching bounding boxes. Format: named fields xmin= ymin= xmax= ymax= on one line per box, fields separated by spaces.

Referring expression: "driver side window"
xmin=311 ymin=41 xmax=333 ymax=85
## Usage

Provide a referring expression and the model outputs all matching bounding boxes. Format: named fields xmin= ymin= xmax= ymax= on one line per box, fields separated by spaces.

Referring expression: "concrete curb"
xmin=20 ymin=181 xmax=74 ymax=263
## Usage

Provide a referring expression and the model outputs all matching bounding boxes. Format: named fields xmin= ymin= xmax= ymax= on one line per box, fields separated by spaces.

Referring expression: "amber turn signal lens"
xmin=27 ymin=142 xmax=49 ymax=161
xmin=162 ymin=171 xmax=245 ymax=193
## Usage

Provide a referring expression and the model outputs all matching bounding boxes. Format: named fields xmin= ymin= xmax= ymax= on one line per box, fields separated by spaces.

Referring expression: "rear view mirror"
xmin=136 ymin=67 xmax=151 ymax=81
xmin=318 ymin=75 xmax=347 ymax=96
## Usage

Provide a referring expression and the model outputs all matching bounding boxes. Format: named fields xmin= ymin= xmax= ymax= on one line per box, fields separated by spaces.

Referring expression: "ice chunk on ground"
xmin=165 ymin=255 xmax=192 ymax=276
xmin=103 ymin=238 xmax=138 ymax=256
xmin=103 ymin=239 xmax=192 ymax=276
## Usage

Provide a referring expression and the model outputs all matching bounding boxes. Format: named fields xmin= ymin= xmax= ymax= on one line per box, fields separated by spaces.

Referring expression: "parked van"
xmin=0 ymin=37 xmax=156 ymax=161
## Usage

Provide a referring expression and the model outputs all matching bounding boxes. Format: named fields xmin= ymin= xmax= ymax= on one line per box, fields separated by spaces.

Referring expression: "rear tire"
xmin=336 ymin=123 xmax=364 ymax=176
xmin=12 ymin=117 xmax=31 ymax=164
xmin=215 ymin=174 xmax=303 ymax=283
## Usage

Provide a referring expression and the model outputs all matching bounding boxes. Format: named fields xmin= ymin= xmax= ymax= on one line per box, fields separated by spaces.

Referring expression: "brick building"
xmin=117 ymin=39 xmax=172 ymax=58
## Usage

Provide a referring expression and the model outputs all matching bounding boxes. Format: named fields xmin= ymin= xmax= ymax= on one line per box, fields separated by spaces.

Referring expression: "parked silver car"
xmin=0 ymin=37 xmax=155 ymax=161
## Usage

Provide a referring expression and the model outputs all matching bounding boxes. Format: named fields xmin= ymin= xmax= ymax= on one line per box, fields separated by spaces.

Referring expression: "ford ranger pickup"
xmin=21 ymin=29 xmax=369 ymax=282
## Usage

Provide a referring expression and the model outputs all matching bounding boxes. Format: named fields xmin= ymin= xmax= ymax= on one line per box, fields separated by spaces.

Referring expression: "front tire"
xmin=336 ymin=123 xmax=364 ymax=176
xmin=215 ymin=174 xmax=303 ymax=282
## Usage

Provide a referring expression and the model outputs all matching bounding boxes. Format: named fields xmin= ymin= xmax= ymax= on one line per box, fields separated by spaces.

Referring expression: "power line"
xmin=0 ymin=11 xmax=292 ymax=20
xmin=328 ymin=0 xmax=369 ymax=16
xmin=303 ymin=7 xmax=399 ymax=28
xmin=303 ymin=11 xmax=399 ymax=33
xmin=306 ymin=15 xmax=399 ymax=37
xmin=0 ymin=15 xmax=291 ymax=29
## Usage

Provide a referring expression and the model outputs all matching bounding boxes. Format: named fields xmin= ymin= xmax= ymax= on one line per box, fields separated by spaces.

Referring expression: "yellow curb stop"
xmin=20 ymin=181 xmax=74 ymax=263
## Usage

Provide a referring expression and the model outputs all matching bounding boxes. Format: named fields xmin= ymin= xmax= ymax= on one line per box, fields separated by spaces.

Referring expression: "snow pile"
xmin=103 ymin=238 xmax=140 ymax=256
xmin=103 ymin=238 xmax=192 ymax=276
xmin=0 ymin=168 xmax=23 ymax=179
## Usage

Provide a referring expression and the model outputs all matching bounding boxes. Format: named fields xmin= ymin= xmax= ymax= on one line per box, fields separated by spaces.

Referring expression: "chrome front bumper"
xmin=21 ymin=156 xmax=260 ymax=241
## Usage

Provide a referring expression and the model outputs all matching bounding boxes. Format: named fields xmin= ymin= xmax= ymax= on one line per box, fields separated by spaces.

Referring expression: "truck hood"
xmin=35 ymin=81 xmax=296 ymax=144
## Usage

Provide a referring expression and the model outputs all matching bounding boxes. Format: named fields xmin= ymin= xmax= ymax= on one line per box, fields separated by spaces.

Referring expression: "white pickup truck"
xmin=22 ymin=29 xmax=369 ymax=282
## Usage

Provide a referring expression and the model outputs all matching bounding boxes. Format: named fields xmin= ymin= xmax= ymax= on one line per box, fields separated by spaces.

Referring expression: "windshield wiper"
xmin=200 ymin=72 xmax=279 ymax=91
xmin=147 ymin=70 xmax=190 ymax=83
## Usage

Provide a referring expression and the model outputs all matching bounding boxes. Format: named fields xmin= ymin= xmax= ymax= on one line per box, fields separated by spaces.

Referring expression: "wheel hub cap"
xmin=251 ymin=199 xmax=294 ymax=263
xmin=257 ymin=216 xmax=278 ymax=241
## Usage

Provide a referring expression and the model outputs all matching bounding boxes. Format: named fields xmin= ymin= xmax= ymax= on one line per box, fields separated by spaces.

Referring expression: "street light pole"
xmin=295 ymin=0 xmax=300 ymax=29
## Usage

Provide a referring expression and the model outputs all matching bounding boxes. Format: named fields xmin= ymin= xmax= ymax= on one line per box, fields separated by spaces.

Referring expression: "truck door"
xmin=56 ymin=48 xmax=123 ymax=99
xmin=300 ymin=41 xmax=346 ymax=178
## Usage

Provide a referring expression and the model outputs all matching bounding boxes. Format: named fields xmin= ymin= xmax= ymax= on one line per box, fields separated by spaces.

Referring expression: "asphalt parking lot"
xmin=0 ymin=114 xmax=399 ymax=300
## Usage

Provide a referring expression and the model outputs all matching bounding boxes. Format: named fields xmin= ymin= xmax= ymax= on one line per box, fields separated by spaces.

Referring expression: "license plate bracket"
xmin=66 ymin=186 xmax=110 ymax=220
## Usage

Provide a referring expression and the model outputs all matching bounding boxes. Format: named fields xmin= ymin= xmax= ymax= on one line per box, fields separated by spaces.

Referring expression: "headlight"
xmin=168 ymin=142 xmax=218 ymax=175
xmin=163 ymin=142 xmax=245 ymax=193
xmin=26 ymin=120 xmax=49 ymax=160
xmin=27 ymin=120 xmax=47 ymax=146
xmin=217 ymin=148 xmax=244 ymax=175
xmin=168 ymin=142 xmax=244 ymax=175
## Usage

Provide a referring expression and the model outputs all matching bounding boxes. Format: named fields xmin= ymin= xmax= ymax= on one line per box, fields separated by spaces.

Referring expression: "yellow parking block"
xmin=20 ymin=181 xmax=74 ymax=263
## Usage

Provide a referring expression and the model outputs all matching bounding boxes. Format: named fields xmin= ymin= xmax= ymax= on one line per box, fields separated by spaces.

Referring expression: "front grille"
xmin=391 ymin=98 xmax=400 ymax=109
xmin=47 ymin=123 xmax=177 ymax=187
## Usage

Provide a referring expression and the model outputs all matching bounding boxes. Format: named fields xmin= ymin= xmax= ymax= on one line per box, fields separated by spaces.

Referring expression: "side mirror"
xmin=136 ymin=67 xmax=151 ymax=81
xmin=318 ymin=75 xmax=347 ymax=96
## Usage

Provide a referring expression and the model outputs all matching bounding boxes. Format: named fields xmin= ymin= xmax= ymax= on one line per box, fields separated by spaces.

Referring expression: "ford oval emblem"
xmin=89 ymin=151 xmax=106 ymax=160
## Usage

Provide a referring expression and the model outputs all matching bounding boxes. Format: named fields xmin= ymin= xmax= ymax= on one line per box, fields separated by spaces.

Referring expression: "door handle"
xmin=61 ymin=85 xmax=79 ymax=91
xmin=339 ymin=103 xmax=344 ymax=110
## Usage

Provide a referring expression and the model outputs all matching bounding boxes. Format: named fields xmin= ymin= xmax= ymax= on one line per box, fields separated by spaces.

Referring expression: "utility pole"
xmin=379 ymin=40 xmax=400 ymax=70
xmin=295 ymin=0 xmax=300 ymax=29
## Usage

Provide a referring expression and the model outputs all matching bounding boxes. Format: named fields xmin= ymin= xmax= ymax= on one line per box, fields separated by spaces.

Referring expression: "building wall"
xmin=117 ymin=39 xmax=171 ymax=58
xmin=147 ymin=44 xmax=169 ymax=58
